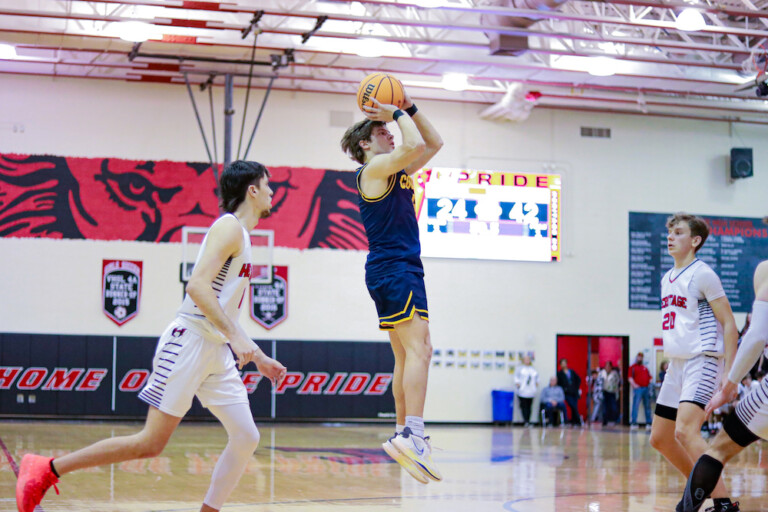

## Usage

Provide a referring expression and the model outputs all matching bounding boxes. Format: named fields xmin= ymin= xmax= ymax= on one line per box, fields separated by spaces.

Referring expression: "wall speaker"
xmin=730 ymin=147 xmax=753 ymax=179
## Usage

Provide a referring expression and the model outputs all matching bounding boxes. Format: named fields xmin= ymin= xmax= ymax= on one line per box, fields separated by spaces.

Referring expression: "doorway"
xmin=556 ymin=334 xmax=630 ymax=425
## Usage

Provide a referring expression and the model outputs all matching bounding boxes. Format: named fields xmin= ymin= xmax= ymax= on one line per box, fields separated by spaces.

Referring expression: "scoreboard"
xmin=413 ymin=168 xmax=562 ymax=262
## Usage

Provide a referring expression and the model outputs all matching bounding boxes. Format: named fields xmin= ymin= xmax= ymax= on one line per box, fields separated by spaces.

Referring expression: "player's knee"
xmin=674 ymin=425 xmax=698 ymax=448
xmin=245 ymin=427 xmax=261 ymax=451
xmin=404 ymin=335 xmax=432 ymax=362
xmin=648 ymin=428 xmax=667 ymax=450
xmin=135 ymin=437 xmax=167 ymax=459
xmin=233 ymin=426 xmax=261 ymax=452
xmin=421 ymin=335 xmax=433 ymax=360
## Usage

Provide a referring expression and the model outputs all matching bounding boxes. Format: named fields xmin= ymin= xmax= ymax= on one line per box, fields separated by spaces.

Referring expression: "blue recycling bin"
xmin=492 ymin=390 xmax=514 ymax=424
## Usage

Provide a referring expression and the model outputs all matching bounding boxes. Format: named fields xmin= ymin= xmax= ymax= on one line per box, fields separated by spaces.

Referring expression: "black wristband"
xmin=392 ymin=109 xmax=404 ymax=121
xmin=404 ymin=104 xmax=418 ymax=116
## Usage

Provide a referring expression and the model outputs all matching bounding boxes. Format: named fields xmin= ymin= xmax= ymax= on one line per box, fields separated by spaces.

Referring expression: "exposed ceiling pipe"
xmin=10 ymin=43 xmax=765 ymax=103
xmin=60 ymin=0 xmax=768 ymax=24
xmin=3 ymin=31 xmax=742 ymax=88
xmin=323 ymin=0 xmax=768 ymax=22
xmin=3 ymin=67 xmax=767 ymax=124
xmin=0 ymin=7 xmax=763 ymax=57
xmin=5 ymin=55 xmax=767 ymax=116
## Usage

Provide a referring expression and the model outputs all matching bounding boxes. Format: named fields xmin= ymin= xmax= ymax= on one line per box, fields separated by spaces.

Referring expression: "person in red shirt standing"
xmin=629 ymin=352 xmax=653 ymax=430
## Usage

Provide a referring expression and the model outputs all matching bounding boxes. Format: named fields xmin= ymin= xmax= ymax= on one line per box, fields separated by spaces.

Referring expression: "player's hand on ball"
xmin=363 ymin=98 xmax=398 ymax=122
xmin=402 ymin=89 xmax=413 ymax=110
xmin=255 ymin=354 xmax=287 ymax=387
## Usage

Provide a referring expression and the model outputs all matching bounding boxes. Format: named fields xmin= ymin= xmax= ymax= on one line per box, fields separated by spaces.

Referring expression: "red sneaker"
xmin=16 ymin=454 xmax=59 ymax=512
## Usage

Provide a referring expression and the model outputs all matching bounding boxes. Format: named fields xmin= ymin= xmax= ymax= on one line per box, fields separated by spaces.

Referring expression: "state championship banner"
xmin=250 ymin=266 xmax=288 ymax=329
xmin=102 ymin=260 xmax=142 ymax=326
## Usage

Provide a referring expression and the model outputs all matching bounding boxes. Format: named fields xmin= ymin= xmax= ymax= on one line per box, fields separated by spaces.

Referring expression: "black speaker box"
xmin=730 ymin=147 xmax=753 ymax=179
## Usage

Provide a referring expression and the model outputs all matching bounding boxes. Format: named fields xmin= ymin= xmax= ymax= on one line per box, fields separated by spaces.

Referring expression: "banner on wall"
xmin=250 ymin=266 xmax=288 ymax=329
xmin=0 ymin=153 xmax=367 ymax=251
xmin=102 ymin=260 xmax=142 ymax=326
xmin=0 ymin=333 xmax=395 ymax=420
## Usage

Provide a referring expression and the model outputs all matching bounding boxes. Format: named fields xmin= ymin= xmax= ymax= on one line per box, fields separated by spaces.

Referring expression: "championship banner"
xmin=102 ymin=260 xmax=142 ymax=326
xmin=250 ymin=266 xmax=288 ymax=329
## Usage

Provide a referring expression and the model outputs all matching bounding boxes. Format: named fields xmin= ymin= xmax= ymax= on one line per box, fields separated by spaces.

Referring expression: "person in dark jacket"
xmin=557 ymin=358 xmax=582 ymax=426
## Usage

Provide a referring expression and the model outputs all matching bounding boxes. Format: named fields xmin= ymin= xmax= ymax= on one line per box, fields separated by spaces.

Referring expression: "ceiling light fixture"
xmin=0 ymin=43 xmax=16 ymax=59
xmin=675 ymin=8 xmax=706 ymax=32
xmin=355 ymin=38 xmax=385 ymax=58
xmin=588 ymin=57 xmax=618 ymax=77
xmin=112 ymin=21 xmax=159 ymax=42
xmin=442 ymin=72 xmax=469 ymax=91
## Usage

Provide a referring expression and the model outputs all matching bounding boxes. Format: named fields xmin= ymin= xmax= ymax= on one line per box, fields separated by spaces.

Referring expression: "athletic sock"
xmin=395 ymin=424 xmax=405 ymax=435
xmin=679 ymin=454 xmax=724 ymax=512
xmin=405 ymin=416 xmax=425 ymax=438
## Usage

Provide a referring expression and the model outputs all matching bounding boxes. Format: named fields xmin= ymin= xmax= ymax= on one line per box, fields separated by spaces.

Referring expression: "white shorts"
xmin=138 ymin=320 xmax=248 ymax=417
xmin=656 ymin=354 xmax=723 ymax=414
xmin=728 ymin=377 xmax=768 ymax=445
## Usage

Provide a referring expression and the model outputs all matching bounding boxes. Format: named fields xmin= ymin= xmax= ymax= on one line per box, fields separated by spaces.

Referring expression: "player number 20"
xmin=662 ymin=311 xmax=676 ymax=330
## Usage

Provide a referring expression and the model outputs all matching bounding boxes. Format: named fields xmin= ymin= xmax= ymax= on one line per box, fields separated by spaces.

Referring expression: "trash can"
xmin=492 ymin=390 xmax=514 ymax=424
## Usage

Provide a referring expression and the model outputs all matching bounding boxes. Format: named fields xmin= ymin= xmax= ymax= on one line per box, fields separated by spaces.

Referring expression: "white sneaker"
xmin=391 ymin=427 xmax=442 ymax=482
xmin=630 ymin=424 xmax=639 ymax=430
xmin=382 ymin=434 xmax=429 ymax=484
xmin=645 ymin=424 xmax=653 ymax=431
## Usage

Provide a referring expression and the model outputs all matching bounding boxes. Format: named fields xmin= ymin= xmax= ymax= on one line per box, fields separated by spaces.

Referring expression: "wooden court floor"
xmin=2 ymin=421 xmax=768 ymax=512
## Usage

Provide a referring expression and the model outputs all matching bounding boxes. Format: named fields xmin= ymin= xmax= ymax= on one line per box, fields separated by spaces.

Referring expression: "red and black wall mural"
xmin=0 ymin=153 xmax=367 ymax=250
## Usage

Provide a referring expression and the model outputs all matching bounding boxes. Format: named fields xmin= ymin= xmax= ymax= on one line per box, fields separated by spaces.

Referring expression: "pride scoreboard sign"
xmin=413 ymin=168 xmax=561 ymax=262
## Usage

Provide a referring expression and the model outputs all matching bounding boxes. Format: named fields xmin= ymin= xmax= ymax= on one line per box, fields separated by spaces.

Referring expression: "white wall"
xmin=1 ymin=74 xmax=764 ymax=422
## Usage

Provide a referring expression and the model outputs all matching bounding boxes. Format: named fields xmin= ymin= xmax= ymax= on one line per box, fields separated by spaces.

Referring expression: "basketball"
xmin=357 ymin=73 xmax=405 ymax=112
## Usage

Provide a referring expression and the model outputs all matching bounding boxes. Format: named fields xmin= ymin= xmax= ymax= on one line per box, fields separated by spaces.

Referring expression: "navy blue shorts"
xmin=366 ymin=272 xmax=429 ymax=331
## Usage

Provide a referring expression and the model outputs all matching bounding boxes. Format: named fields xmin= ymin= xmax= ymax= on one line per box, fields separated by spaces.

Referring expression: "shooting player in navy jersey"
xmin=341 ymin=89 xmax=443 ymax=483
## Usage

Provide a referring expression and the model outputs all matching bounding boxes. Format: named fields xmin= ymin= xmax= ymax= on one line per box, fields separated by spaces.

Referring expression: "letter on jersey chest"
xmin=661 ymin=294 xmax=688 ymax=309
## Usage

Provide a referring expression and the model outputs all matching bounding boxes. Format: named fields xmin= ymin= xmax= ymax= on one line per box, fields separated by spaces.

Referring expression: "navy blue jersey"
xmin=356 ymin=165 xmax=423 ymax=281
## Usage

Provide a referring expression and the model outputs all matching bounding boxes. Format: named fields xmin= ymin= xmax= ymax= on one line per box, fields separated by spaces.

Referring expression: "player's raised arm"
xmin=362 ymin=98 xmax=425 ymax=179
xmin=400 ymin=91 xmax=444 ymax=176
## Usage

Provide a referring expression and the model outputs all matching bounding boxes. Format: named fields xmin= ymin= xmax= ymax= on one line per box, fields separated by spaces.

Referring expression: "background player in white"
xmin=649 ymin=213 xmax=739 ymax=512
xmin=676 ymin=257 xmax=768 ymax=512
xmin=16 ymin=160 xmax=287 ymax=512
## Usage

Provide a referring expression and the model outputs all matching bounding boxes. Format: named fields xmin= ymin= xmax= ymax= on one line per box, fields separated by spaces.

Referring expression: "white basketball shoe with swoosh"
xmin=382 ymin=433 xmax=429 ymax=484
xmin=390 ymin=427 xmax=442 ymax=482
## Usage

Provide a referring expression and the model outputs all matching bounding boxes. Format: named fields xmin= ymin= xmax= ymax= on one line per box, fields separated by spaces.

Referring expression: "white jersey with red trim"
xmin=177 ymin=214 xmax=254 ymax=343
xmin=661 ymin=258 xmax=726 ymax=359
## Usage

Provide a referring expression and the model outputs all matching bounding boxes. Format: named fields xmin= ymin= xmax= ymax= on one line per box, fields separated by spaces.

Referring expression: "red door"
xmin=556 ymin=335 xmax=589 ymax=419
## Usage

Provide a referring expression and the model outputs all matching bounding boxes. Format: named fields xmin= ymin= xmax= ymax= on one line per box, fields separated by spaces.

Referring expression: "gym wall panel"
xmin=1 ymin=73 xmax=766 ymax=422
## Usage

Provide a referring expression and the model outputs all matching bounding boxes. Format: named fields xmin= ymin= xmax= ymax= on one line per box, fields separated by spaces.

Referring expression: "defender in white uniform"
xmin=16 ymin=161 xmax=287 ymax=512
xmin=649 ymin=213 xmax=739 ymax=512
xmin=674 ymin=251 xmax=768 ymax=512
